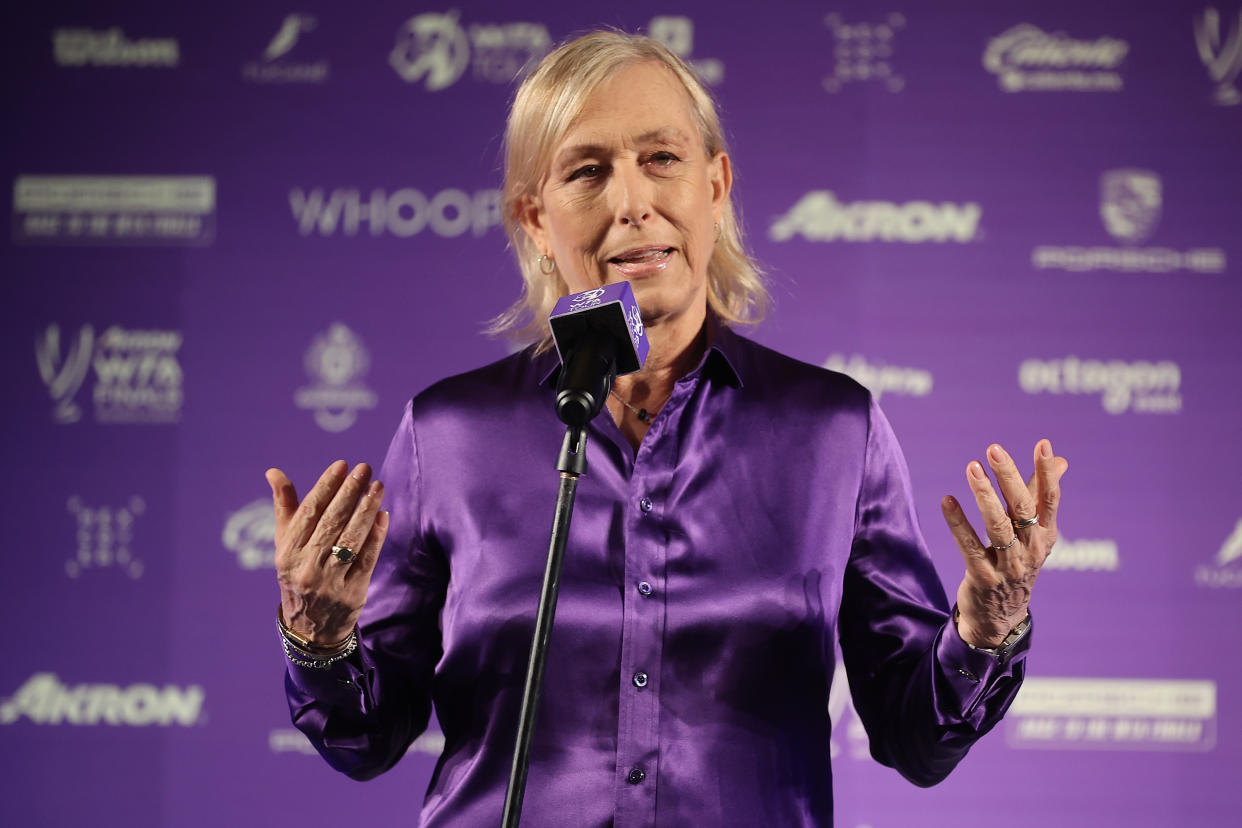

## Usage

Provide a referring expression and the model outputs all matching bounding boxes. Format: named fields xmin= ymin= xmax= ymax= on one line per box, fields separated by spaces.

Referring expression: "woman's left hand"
xmin=941 ymin=439 xmax=1068 ymax=648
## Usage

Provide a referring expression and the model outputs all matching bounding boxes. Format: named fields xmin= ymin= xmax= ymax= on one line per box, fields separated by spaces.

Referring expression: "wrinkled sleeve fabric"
xmin=283 ymin=400 xmax=448 ymax=780
xmin=838 ymin=396 xmax=1028 ymax=787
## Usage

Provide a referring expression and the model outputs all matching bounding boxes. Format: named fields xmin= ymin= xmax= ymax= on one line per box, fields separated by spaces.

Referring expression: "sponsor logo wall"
xmin=4 ymin=3 xmax=1240 ymax=828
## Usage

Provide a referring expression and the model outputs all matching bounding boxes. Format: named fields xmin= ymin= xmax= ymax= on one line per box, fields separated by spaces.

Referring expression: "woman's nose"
xmin=611 ymin=165 xmax=652 ymax=226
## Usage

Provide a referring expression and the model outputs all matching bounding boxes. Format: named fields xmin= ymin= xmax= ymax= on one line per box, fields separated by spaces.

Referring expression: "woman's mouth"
xmin=608 ymin=247 xmax=674 ymax=276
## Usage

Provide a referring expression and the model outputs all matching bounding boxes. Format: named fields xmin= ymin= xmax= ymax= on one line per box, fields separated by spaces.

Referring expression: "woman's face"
xmin=519 ymin=60 xmax=731 ymax=328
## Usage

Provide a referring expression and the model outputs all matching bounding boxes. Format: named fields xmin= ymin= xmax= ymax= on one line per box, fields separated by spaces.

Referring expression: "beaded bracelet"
xmin=280 ymin=627 xmax=358 ymax=669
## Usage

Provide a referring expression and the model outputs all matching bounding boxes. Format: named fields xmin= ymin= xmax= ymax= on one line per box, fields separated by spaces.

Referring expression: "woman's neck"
xmin=607 ymin=306 xmax=708 ymax=450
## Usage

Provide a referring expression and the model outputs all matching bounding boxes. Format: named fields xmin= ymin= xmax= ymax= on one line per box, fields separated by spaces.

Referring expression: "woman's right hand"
xmin=266 ymin=461 xmax=389 ymax=646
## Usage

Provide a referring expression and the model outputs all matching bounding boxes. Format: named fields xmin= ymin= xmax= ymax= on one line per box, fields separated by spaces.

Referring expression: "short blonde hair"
xmin=490 ymin=30 xmax=768 ymax=350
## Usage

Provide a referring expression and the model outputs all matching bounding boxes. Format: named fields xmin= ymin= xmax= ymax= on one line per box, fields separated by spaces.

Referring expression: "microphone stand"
xmin=500 ymin=424 xmax=588 ymax=828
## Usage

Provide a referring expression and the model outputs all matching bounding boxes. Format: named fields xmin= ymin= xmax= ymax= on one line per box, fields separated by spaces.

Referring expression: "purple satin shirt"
xmin=284 ymin=323 xmax=1029 ymax=827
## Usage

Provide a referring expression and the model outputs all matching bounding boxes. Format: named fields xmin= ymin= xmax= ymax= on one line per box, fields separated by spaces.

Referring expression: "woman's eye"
xmin=648 ymin=152 xmax=680 ymax=167
xmin=568 ymin=164 xmax=603 ymax=182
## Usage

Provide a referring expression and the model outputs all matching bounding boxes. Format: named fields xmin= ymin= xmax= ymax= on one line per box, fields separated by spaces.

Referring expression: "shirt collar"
xmin=536 ymin=314 xmax=745 ymax=390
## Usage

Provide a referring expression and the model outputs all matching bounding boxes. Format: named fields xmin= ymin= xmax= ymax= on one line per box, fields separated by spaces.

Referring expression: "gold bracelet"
xmin=277 ymin=605 xmax=354 ymax=654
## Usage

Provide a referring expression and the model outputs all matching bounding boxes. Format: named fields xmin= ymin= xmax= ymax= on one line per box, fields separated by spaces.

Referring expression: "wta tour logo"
xmin=294 ymin=323 xmax=378 ymax=432
xmin=388 ymin=10 xmax=550 ymax=91
xmin=1194 ymin=7 xmax=1242 ymax=105
xmin=35 ymin=325 xmax=184 ymax=424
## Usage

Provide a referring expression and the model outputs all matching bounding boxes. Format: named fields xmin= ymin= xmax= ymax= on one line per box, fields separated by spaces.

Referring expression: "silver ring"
xmin=331 ymin=544 xmax=356 ymax=564
xmin=1012 ymin=515 xmax=1040 ymax=530
xmin=988 ymin=535 xmax=1018 ymax=553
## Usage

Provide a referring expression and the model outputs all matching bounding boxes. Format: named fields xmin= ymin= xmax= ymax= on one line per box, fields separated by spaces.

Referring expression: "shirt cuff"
xmin=936 ymin=608 xmax=1031 ymax=718
xmin=282 ymin=636 xmax=376 ymax=709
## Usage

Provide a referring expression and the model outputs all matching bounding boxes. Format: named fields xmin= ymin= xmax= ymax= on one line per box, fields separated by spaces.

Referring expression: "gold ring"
xmin=331 ymin=544 xmax=356 ymax=564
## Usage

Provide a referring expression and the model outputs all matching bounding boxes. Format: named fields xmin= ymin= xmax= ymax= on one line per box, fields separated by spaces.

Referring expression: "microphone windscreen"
xmin=548 ymin=282 xmax=648 ymax=375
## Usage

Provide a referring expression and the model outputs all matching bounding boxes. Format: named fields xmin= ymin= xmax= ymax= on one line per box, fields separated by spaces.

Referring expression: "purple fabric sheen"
xmin=284 ymin=322 xmax=1029 ymax=827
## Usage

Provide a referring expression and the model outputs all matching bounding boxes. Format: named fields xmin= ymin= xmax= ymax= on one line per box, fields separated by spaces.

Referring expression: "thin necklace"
xmin=610 ymin=389 xmax=659 ymax=423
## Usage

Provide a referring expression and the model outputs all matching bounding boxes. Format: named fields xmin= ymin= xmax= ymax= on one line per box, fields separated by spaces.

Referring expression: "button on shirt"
xmin=284 ymin=323 xmax=1029 ymax=828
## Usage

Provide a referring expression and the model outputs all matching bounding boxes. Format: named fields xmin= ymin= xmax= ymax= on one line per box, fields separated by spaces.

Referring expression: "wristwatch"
xmin=955 ymin=608 xmax=1031 ymax=660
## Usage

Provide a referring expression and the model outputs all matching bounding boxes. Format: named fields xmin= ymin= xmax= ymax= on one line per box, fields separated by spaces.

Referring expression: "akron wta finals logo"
xmin=35 ymin=324 xmax=94 ymax=423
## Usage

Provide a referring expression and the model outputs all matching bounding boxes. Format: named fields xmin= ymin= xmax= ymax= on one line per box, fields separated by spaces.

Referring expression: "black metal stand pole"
xmin=501 ymin=425 xmax=588 ymax=828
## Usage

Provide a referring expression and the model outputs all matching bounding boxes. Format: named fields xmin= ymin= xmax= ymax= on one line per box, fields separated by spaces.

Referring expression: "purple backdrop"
xmin=3 ymin=1 xmax=1241 ymax=826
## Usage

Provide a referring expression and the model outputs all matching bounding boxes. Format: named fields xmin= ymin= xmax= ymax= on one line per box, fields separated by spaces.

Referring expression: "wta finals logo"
xmin=1194 ymin=7 xmax=1242 ymax=105
xmin=35 ymin=324 xmax=94 ymax=423
xmin=294 ymin=323 xmax=378 ymax=432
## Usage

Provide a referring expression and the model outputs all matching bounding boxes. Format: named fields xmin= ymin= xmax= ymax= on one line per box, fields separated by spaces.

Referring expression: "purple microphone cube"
xmin=548 ymin=281 xmax=648 ymax=376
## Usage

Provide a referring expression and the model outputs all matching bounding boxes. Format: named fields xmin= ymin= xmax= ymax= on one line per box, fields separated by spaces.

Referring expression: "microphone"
xmin=548 ymin=282 xmax=648 ymax=427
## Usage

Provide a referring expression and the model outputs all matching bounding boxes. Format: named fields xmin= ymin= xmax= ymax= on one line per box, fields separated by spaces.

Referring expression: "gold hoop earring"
xmin=538 ymin=254 xmax=556 ymax=275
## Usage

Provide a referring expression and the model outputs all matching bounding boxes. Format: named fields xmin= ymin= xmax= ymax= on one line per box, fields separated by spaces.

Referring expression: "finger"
xmin=288 ymin=460 xmax=349 ymax=549
xmin=940 ymin=495 xmax=994 ymax=580
xmin=967 ymin=460 xmax=1016 ymax=551
xmin=1034 ymin=439 xmax=1068 ymax=536
xmin=265 ymin=467 xmax=299 ymax=539
xmin=307 ymin=462 xmax=373 ymax=557
xmin=326 ymin=479 xmax=385 ymax=569
xmin=986 ymin=444 xmax=1039 ymax=527
xmin=346 ymin=509 xmax=390 ymax=585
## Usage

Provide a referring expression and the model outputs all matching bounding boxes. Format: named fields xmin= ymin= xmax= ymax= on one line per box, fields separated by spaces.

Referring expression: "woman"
xmin=268 ymin=31 xmax=1067 ymax=827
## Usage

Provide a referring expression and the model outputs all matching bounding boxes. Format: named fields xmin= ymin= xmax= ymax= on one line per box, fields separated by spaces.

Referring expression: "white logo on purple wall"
xmin=294 ymin=323 xmax=378 ymax=432
xmin=823 ymin=354 xmax=933 ymax=400
xmin=35 ymin=325 xmax=184 ymax=424
xmin=223 ymin=499 xmax=277 ymax=570
xmin=1194 ymin=7 xmax=1242 ymax=106
xmin=984 ymin=24 xmax=1128 ymax=92
xmin=244 ymin=14 xmax=328 ymax=84
xmin=1006 ymin=678 xmax=1216 ymax=751
xmin=389 ymin=11 xmax=470 ymax=90
xmin=35 ymin=324 xmax=94 ymax=424
xmin=1100 ymin=170 xmax=1161 ymax=244
xmin=65 ymin=495 xmax=145 ymax=579
xmin=53 ymin=28 xmax=179 ymax=68
xmin=1195 ymin=518 xmax=1242 ymax=588
xmin=1018 ymin=357 xmax=1181 ymax=414
xmin=1 ymin=674 xmax=203 ymax=726
xmin=389 ymin=11 xmax=550 ymax=90
xmin=289 ymin=187 xmax=501 ymax=238
xmin=822 ymin=13 xmax=905 ymax=94
xmin=770 ymin=192 xmax=981 ymax=243
xmin=1031 ymin=170 xmax=1226 ymax=273
xmin=649 ymin=16 xmax=723 ymax=84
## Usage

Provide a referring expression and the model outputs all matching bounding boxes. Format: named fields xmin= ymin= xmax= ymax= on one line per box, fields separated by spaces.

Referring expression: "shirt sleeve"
xmin=282 ymin=400 xmax=448 ymax=780
xmin=837 ymin=396 xmax=1028 ymax=787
